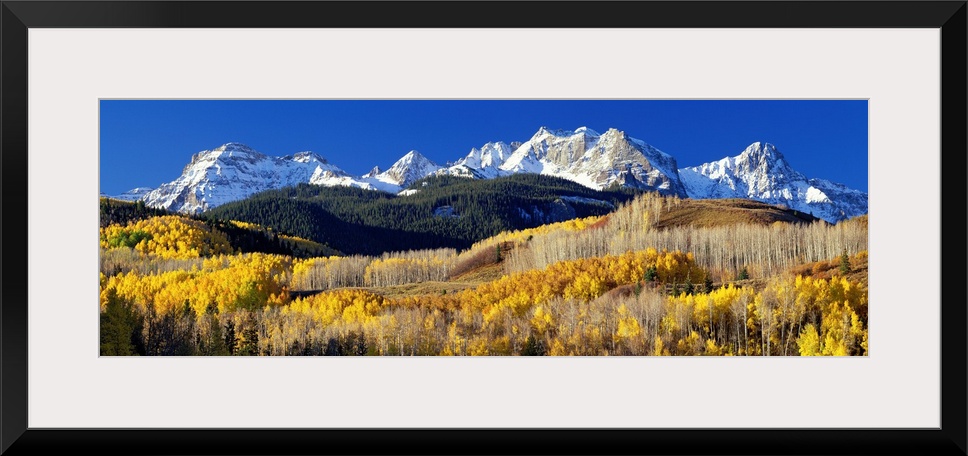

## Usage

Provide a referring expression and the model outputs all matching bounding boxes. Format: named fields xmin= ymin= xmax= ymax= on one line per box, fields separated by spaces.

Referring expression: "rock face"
xmin=372 ymin=150 xmax=442 ymax=188
xmin=142 ymin=143 xmax=345 ymax=214
xmin=496 ymin=127 xmax=687 ymax=196
xmin=451 ymin=141 xmax=518 ymax=178
xmin=678 ymin=142 xmax=868 ymax=222
xmin=123 ymin=130 xmax=867 ymax=223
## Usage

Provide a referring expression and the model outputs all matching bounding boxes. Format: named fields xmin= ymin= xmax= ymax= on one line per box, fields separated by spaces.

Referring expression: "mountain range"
xmin=110 ymin=126 xmax=868 ymax=222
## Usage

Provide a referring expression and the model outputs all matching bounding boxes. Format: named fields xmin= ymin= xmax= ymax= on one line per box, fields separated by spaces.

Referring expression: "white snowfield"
xmin=122 ymin=130 xmax=867 ymax=223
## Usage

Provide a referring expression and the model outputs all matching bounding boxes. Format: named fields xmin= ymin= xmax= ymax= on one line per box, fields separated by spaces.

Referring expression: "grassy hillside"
xmin=652 ymin=198 xmax=820 ymax=229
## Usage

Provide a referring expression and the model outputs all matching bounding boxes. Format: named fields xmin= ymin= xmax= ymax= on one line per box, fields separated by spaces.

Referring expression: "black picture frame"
xmin=2 ymin=1 xmax=966 ymax=455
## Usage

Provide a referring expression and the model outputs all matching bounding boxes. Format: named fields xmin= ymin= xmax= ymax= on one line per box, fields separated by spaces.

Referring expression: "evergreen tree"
xmin=224 ymin=321 xmax=237 ymax=355
xmin=737 ymin=267 xmax=750 ymax=280
xmin=100 ymin=288 xmax=138 ymax=356
xmin=199 ymin=305 xmax=229 ymax=356
xmin=237 ymin=323 xmax=260 ymax=356
xmin=351 ymin=331 xmax=368 ymax=356
xmin=324 ymin=337 xmax=343 ymax=356
xmin=521 ymin=335 xmax=546 ymax=356
xmin=839 ymin=249 xmax=851 ymax=274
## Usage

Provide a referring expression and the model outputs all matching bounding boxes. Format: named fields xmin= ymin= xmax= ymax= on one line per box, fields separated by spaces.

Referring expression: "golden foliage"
xmin=100 ymin=215 xmax=233 ymax=259
xmin=96 ymin=195 xmax=867 ymax=357
xmin=285 ymin=289 xmax=389 ymax=327
xmin=475 ymin=214 xmax=604 ymax=247
xmin=100 ymin=252 xmax=291 ymax=315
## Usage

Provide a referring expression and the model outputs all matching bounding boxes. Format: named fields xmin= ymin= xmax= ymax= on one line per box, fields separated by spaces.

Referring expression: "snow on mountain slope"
xmin=679 ymin=142 xmax=867 ymax=222
xmin=110 ymin=187 xmax=155 ymax=201
xmin=498 ymin=126 xmax=687 ymax=196
xmin=125 ymin=133 xmax=867 ymax=223
xmin=142 ymin=143 xmax=347 ymax=214
xmin=454 ymin=141 xmax=516 ymax=177
xmin=308 ymin=168 xmax=402 ymax=194
xmin=373 ymin=150 xmax=442 ymax=188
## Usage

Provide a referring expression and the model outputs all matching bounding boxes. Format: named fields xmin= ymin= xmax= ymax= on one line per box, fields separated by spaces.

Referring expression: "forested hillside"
xmin=99 ymin=189 xmax=868 ymax=356
xmin=203 ymin=174 xmax=640 ymax=255
xmin=99 ymin=198 xmax=338 ymax=263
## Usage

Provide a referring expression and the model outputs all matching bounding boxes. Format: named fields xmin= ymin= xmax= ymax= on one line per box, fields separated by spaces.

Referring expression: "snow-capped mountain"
xmin=141 ymin=143 xmax=347 ymax=214
xmin=498 ymin=127 xmax=687 ymax=196
xmin=309 ymin=150 xmax=442 ymax=194
xmin=120 ymin=130 xmax=867 ymax=223
xmin=678 ymin=142 xmax=867 ymax=222
xmin=438 ymin=141 xmax=519 ymax=179
xmin=374 ymin=150 xmax=442 ymax=188
xmin=462 ymin=141 xmax=518 ymax=170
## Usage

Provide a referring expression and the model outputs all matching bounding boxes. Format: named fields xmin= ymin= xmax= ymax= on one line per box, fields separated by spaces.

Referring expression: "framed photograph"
xmin=2 ymin=1 xmax=965 ymax=455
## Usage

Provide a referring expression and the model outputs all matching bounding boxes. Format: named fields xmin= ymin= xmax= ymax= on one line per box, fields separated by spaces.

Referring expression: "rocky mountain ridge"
xmin=118 ymin=128 xmax=867 ymax=222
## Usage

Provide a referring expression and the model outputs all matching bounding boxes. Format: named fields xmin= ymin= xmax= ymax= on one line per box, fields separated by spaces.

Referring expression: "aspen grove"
xmin=99 ymin=192 xmax=868 ymax=356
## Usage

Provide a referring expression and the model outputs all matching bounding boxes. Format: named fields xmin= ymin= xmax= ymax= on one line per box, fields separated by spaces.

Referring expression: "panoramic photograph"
xmin=99 ymin=100 xmax=868 ymax=356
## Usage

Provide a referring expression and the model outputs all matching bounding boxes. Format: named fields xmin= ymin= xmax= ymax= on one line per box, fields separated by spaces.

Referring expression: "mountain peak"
xmin=378 ymin=150 xmax=442 ymax=188
xmin=533 ymin=126 xmax=603 ymax=139
xmin=215 ymin=142 xmax=261 ymax=155
xmin=144 ymin=143 xmax=344 ymax=214
xmin=679 ymin=142 xmax=866 ymax=222
xmin=736 ymin=142 xmax=792 ymax=175
xmin=742 ymin=141 xmax=781 ymax=158
xmin=196 ymin=143 xmax=269 ymax=164
xmin=456 ymin=141 xmax=514 ymax=171
xmin=533 ymin=126 xmax=575 ymax=139
xmin=286 ymin=151 xmax=327 ymax=164
xmin=499 ymin=125 xmax=686 ymax=196
xmin=400 ymin=150 xmax=429 ymax=161
xmin=391 ymin=150 xmax=438 ymax=170
xmin=602 ymin=127 xmax=628 ymax=139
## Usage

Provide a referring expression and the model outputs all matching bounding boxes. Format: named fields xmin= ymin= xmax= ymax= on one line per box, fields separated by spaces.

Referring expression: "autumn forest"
xmin=99 ymin=187 xmax=868 ymax=356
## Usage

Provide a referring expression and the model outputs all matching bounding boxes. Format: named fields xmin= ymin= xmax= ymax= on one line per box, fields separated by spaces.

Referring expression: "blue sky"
xmin=99 ymin=100 xmax=868 ymax=195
